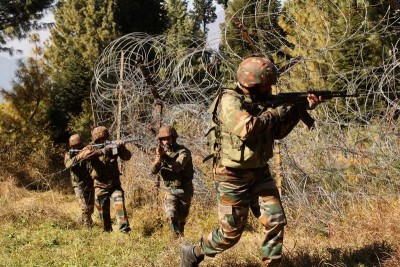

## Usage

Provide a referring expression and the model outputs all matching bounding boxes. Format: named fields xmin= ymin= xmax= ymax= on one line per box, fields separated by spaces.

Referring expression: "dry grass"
xmin=0 ymin=178 xmax=399 ymax=267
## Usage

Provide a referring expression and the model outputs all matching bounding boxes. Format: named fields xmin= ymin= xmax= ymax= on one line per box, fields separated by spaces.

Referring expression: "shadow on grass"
xmin=283 ymin=241 xmax=394 ymax=267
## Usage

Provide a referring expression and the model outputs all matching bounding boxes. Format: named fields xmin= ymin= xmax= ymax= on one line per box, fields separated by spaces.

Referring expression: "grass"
xmin=0 ymin=179 xmax=399 ymax=267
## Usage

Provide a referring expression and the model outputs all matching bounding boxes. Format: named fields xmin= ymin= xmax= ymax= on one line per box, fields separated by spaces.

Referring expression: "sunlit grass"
xmin=0 ymin=180 xmax=399 ymax=267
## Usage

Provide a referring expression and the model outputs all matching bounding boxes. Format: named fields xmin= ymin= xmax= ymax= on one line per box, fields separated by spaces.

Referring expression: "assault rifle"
xmin=258 ymin=90 xmax=359 ymax=129
xmin=69 ymin=136 xmax=142 ymax=156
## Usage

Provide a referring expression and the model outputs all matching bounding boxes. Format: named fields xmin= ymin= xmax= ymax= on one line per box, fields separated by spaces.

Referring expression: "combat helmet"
xmin=236 ymin=57 xmax=277 ymax=88
xmin=69 ymin=134 xmax=82 ymax=147
xmin=92 ymin=126 xmax=109 ymax=142
xmin=157 ymin=125 xmax=178 ymax=140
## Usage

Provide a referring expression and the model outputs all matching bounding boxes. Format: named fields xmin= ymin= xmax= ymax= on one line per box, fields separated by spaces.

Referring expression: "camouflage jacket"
xmin=64 ymin=152 xmax=93 ymax=189
xmin=207 ymin=87 xmax=301 ymax=175
xmin=151 ymin=143 xmax=194 ymax=188
xmin=88 ymin=143 xmax=132 ymax=189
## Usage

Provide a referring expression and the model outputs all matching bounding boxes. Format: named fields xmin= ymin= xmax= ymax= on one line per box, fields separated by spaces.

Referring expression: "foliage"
xmin=0 ymin=0 xmax=54 ymax=55
xmin=45 ymin=0 xmax=118 ymax=143
xmin=67 ymin=100 xmax=94 ymax=144
xmin=163 ymin=0 xmax=205 ymax=51
xmin=0 ymin=34 xmax=60 ymax=188
xmin=190 ymin=0 xmax=217 ymax=33
xmin=216 ymin=0 xmax=229 ymax=9
xmin=221 ymin=0 xmax=283 ymax=61
xmin=114 ymin=0 xmax=168 ymax=35
xmin=278 ymin=0 xmax=398 ymax=121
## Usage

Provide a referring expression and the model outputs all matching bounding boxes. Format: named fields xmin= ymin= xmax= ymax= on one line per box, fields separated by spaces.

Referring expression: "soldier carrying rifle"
xmin=151 ymin=125 xmax=194 ymax=238
xmin=83 ymin=126 xmax=132 ymax=233
xmin=180 ymin=56 xmax=324 ymax=267
xmin=64 ymin=134 xmax=95 ymax=227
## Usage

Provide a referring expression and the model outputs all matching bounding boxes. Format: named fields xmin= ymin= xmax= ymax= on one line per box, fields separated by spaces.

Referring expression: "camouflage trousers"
xmin=201 ymin=174 xmax=286 ymax=263
xmin=73 ymin=185 xmax=94 ymax=227
xmin=94 ymin=186 xmax=131 ymax=233
xmin=165 ymin=183 xmax=193 ymax=237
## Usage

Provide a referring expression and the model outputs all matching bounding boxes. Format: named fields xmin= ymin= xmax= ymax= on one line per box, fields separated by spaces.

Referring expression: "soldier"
xmin=64 ymin=134 xmax=95 ymax=227
xmin=86 ymin=126 xmax=132 ymax=233
xmin=180 ymin=56 xmax=323 ymax=267
xmin=151 ymin=126 xmax=194 ymax=238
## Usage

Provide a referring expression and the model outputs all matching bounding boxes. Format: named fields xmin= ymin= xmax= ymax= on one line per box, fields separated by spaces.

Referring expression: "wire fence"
xmin=91 ymin=1 xmax=400 ymax=224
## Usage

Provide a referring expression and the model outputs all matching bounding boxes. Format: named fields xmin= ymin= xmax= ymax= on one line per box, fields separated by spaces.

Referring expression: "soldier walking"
xmin=86 ymin=126 xmax=132 ymax=233
xmin=151 ymin=126 xmax=194 ymax=238
xmin=180 ymin=56 xmax=323 ymax=267
xmin=64 ymin=134 xmax=95 ymax=227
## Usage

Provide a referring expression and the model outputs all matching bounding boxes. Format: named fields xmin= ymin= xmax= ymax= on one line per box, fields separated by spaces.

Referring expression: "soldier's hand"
xmin=156 ymin=145 xmax=165 ymax=157
xmin=76 ymin=148 xmax=94 ymax=160
xmin=116 ymin=140 xmax=124 ymax=146
xmin=307 ymin=94 xmax=323 ymax=110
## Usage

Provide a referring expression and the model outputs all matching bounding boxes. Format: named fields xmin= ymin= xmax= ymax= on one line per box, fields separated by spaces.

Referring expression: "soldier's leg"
xmin=252 ymin=175 xmax=287 ymax=265
xmin=87 ymin=187 xmax=95 ymax=225
xmin=73 ymin=186 xmax=86 ymax=225
xmin=165 ymin=193 xmax=181 ymax=237
xmin=177 ymin=184 xmax=194 ymax=236
xmin=201 ymin=180 xmax=250 ymax=257
xmin=81 ymin=186 xmax=94 ymax=227
xmin=95 ymin=187 xmax=112 ymax=232
xmin=111 ymin=187 xmax=131 ymax=233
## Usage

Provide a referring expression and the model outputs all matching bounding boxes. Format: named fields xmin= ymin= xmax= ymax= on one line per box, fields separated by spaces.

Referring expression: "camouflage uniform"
xmin=201 ymin=85 xmax=301 ymax=265
xmin=87 ymin=127 xmax=132 ymax=233
xmin=151 ymin=142 xmax=194 ymax=237
xmin=64 ymin=151 xmax=94 ymax=227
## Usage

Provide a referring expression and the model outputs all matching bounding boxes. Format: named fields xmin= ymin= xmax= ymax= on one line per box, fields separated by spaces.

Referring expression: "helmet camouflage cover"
xmin=92 ymin=126 xmax=109 ymax=142
xmin=69 ymin=134 xmax=82 ymax=147
xmin=236 ymin=57 xmax=276 ymax=88
xmin=157 ymin=125 xmax=178 ymax=139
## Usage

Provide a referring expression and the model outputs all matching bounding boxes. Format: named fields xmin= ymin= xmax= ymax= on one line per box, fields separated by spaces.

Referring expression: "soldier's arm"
xmin=219 ymin=94 xmax=281 ymax=140
xmin=64 ymin=152 xmax=80 ymax=169
xmin=273 ymin=105 xmax=301 ymax=139
xmin=150 ymin=156 xmax=162 ymax=174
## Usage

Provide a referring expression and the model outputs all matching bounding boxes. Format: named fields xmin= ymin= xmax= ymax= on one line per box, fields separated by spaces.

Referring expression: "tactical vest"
xmin=205 ymin=88 xmax=274 ymax=169
xmin=160 ymin=145 xmax=194 ymax=188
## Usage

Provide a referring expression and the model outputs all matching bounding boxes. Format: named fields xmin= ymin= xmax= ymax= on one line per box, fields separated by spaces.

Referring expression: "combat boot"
xmin=263 ymin=258 xmax=281 ymax=267
xmin=180 ymin=244 xmax=203 ymax=267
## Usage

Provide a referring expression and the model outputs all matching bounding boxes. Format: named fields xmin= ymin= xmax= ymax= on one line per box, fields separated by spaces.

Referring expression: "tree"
xmin=0 ymin=0 xmax=54 ymax=55
xmin=0 ymin=33 xmax=57 ymax=186
xmin=278 ymin=0 xmax=399 ymax=121
xmin=191 ymin=0 xmax=217 ymax=33
xmin=114 ymin=0 xmax=168 ymax=34
xmin=45 ymin=0 xmax=118 ymax=142
xmin=163 ymin=0 xmax=204 ymax=50
xmin=216 ymin=0 xmax=229 ymax=9
xmin=1 ymin=34 xmax=50 ymax=128
xmin=277 ymin=0 xmax=334 ymax=91
xmin=220 ymin=0 xmax=283 ymax=65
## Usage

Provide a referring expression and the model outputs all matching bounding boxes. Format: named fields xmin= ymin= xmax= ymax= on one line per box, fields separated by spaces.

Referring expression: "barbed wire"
xmin=91 ymin=1 xmax=400 ymax=222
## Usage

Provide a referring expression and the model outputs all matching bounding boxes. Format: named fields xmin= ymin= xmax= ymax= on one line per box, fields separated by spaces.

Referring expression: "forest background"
xmin=1 ymin=0 xmax=400 ymax=266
